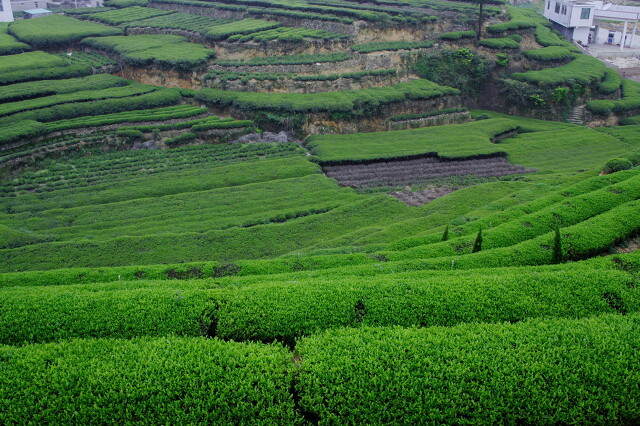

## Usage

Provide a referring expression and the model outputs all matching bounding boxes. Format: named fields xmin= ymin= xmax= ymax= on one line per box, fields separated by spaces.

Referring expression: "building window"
xmin=561 ymin=5 xmax=567 ymax=14
xmin=555 ymin=2 xmax=560 ymax=13
xmin=581 ymin=7 xmax=590 ymax=19
xmin=547 ymin=1 xmax=550 ymax=9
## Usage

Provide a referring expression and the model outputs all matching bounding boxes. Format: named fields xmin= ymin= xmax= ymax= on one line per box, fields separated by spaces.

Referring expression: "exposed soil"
xmin=614 ymin=235 xmax=640 ymax=253
xmin=322 ymin=155 xmax=534 ymax=189
xmin=390 ymin=186 xmax=455 ymax=206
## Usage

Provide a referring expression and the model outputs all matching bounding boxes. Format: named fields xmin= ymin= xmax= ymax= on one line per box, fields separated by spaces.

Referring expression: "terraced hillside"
xmin=2 ymin=1 xmax=640 ymax=423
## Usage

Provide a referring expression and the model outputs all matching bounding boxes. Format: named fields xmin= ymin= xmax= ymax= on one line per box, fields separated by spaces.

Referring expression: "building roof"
xmin=23 ymin=8 xmax=52 ymax=13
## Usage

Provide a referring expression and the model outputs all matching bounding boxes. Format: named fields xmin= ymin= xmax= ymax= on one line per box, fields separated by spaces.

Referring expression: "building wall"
xmin=11 ymin=0 xmax=46 ymax=11
xmin=0 ymin=0 xmax=14 ymax=22
xmin=595 ymin=25 xmax=640 ymax=47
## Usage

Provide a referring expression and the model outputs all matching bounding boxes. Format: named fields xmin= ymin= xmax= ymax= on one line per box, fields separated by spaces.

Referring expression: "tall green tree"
xmin=472 ymin=227 xmax=483 ymax=253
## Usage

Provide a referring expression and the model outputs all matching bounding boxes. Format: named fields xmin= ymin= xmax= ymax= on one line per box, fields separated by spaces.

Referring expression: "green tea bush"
xmin=165 ymin=132 xmax=198 ymax=147
xmin=0 ymin=84 xmax=156 ymax=119
xmin=598 ymin=68 xmax=622 ymax=94
xmin=296 ymin=314 xmax=640 ymax=423
xmin=82 ymin=35 xmax=215 ymax=70
xmin=214 ymin=52 xmax=350 ymax=66
xmin=512 ymin=54 xmax=607 ymax=86
xmin=8 ymin=15 xmax=121 ymax=48
xmin=479 ymin=37 xmax=520 ymax=49
xmin=389 ymin=107 xmax=466 ymax=121
xmin=87 ymin=6 xmax=174 ymax=24
xmin=205 ymin=18 xmax=280 ymax=40
xmin=486 ymin=6 xmax=540 ymax=33
xmin=352 ymin=40 xmax=433 ymax=53
xmin=603 ymin=158 xmax=633 ymax=174
xmin=0 ymin=120 xmax=46 ymax=148
xmin=523 ymin=46 xmax=573 ymax=62
xmin=121 ymin=12 xmax=228 ymax=33
xmin=438 ymin=30 xmax=475 ymax=40
xmin=0 ymin=51 xmax=67 ymax=74
xmin=211 ymin=269 xmax=638 ymax=343
xmin=588 ymin=79 xmax=640 ymax=114
xmin=228 ymin=26 xmax=347 ymax=42
xmin=0 ymin=337 xmax=299 ymax=423
xmin=104 ymin=0 xmax=148 ymax=6
xmin=195 ymin=79 xmax=458 ymax=114
xmin=45 ymin=105 xmax=205 ymax=132
xmin=0 ymin=33 xmax=30 ymax=55
xmin=6 ymin=88 xmax=181 ymax=123
xmin=292 ymin=69 xmax=396 ymax=81
xmin=0 ymin=64 xmax=92 ymax=85
xmin=535 ymin=25 xmax=581 ymax=51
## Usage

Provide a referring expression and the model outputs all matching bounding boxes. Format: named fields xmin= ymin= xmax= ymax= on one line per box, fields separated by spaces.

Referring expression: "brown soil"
xmin=322 ymin=155 xmax=534 ymax=189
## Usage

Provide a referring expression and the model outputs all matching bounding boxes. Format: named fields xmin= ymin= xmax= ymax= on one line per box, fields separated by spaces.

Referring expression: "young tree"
xmin=552 ymin=223 xmax=563 ymax=264
xmin=441 ymin=224 xmax=449 ymax=242
xmin=472 ymin=227 xmax=483 ymax=253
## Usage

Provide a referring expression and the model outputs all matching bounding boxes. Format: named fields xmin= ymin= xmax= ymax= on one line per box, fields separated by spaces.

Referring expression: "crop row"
xmin=195 ymin=78 xmax=458 ymax=113
xmin=0 ymin=266 xmax=635 ymax=345
xmin=203 ymin=68 xmax=396 ymax=83
xmin=59 ymin=51 xmax=117 ymax=68
xmin=0 ymin=74 xmax=126 ymax=104
xmin=0 ymin=83 xmax=155 ymax=119
xmin=214 ymin=51 xmax=350 ymax=66
xmin=588 ymin=78 xmax=640 ymax=114
xmin=44 ymin=104 xmax=206 ymax=132
xmin=351 ymin=40 xmax=433 ymax=53
xmin=390 ymin=168 xmax=640 ymax=250
xmin=8 ymin=15 xmax=121 ymax=48
xmin=82 ymin=34 xmax=215 ymax=70
xmin=512 ymin=54 xmax=607 ymax=86
xmin=522 ymin=46 xmax=573 ymax=61
xmin=479 ymin=37 xmax=520 ymax=49
xmin=86 ymin=5 xmax=174 ymax=24
xmin=598 ymin=68 xmax=622 ymax=94
xmin=227 ymin=26 xmax=347 ymax=42
xmin=389 ymin=106 xmax=466 ymax=121
xmin=122 ymin=12 xmax=230 ymax=33
xmin=0 ymin=26 xmax=30 ymax=56
xmin=3 ymin=88 xmax=181 ymax=124
xmin=382 ymin=173 xmax=640 ymax=260
xmin=438 ymin=30 xmax=475 ymax=40
xmin=486 ymin=6 xmax=541 ymax=33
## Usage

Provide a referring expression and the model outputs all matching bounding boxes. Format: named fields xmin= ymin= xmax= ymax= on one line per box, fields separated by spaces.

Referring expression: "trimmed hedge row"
xmin=0 ymin=33 xmax=30 ymax=56
xmin=588 ymin=78 xmax=640 ymax=114
xmin=522 ymin=46 xmax=573 ymax=61
xmin=0 ymin=120 xmax=46 ymax=148
xmin=598 ymin=68 xmax=622 ymax=94
xmin=1 ymin=267 xmax=636 ymax=345
xmin=205 ymin=18 xmax=280 ymax=40
xmin=211 ymin=269 xmax=638 ymax=343
xmin=479 ymin=37 xmax=520 ymax=49
xmin=0 ymin=74 xmax=127 ymax=103
xmin=383 ymin=173 xmax=640 ymax=260
xmin=0 ymin=337 xmax=298 ymax=423
xmin=351 ymin=40 xmax=433 ymax=53
xmin=214 ymin=52 xmax=350 ymax=66
xmin=438 ymin=30 xmax=475 ymax=40
xmin=296 ymin=314 xmax=640 ymax=423
xmin=0 ymin=63 xmax=92 ymax=86
xmin=486 ymin=7 xmax=540 ymax=34
xmin=82 ymin=34 xmax=215 ymax=71
xmin=390 ymin=169 xmax=640 ymax=250
xmin=87 ymin=5 xmax=174 ymax=24
xmin=512 ymin=54 xmax=607 ymax=86
xmin=8 ymin=15 xmax=122 ymax=48
xmin=5 ymin=88 xmax=181 ymax=123
xmin=195 ymin=79 xmax=459 ymax=113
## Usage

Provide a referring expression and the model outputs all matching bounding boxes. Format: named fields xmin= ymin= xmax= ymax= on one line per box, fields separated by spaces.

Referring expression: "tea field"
xmin=1 ymin=1 xmax=640 ymax=423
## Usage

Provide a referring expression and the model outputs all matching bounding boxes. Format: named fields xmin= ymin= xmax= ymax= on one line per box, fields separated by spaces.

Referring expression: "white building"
xmin=0 ymin=0 xmax=14 ymax=22
xmin=544 ymin=1 xmax=640 ymax=50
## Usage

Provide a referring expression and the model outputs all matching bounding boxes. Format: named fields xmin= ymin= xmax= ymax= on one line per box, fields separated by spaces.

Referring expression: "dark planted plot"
xmin=323 ymin=155 xmax=534 ymax=189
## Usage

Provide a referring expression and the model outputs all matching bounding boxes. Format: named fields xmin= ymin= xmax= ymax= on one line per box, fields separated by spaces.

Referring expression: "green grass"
xmin=8 ymin=15 xmax=122 ymax=48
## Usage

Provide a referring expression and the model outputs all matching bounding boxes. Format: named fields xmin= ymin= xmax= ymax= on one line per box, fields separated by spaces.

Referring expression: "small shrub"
xmin=603 ymin=158 xmax=633 ymax=174
xmin=165 ymin=132 xmax=197 ymax=147
xmin=472 ymin=227 xmax=483 ymax=252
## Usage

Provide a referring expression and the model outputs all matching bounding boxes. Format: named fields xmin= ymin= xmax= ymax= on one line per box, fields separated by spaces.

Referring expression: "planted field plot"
xmin=227 ymin=26 xmax=348 ymax=42
xmin=205 ymin=18 xmax=281 ymax=40
xmin=82 ymin=34 xmax=215 ymax=70
xmin=323 ymin=154 xmax=533 ymax=189
xmin=512 ymin=54 xmax=608 ymax=86
xmin=0 ymin=52 xmax=93 ymax=85
xmin=8 ymin=15 xmax=122 ymax=48
xmin=0 ymin=24 xmax=30 ymax=56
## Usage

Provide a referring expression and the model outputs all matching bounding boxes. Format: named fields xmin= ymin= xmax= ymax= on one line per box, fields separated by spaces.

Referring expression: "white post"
xmin=632 ymin=19 xmax=639 ymax=48
xmin=621 ymin=20 xmax=628 ymax=51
